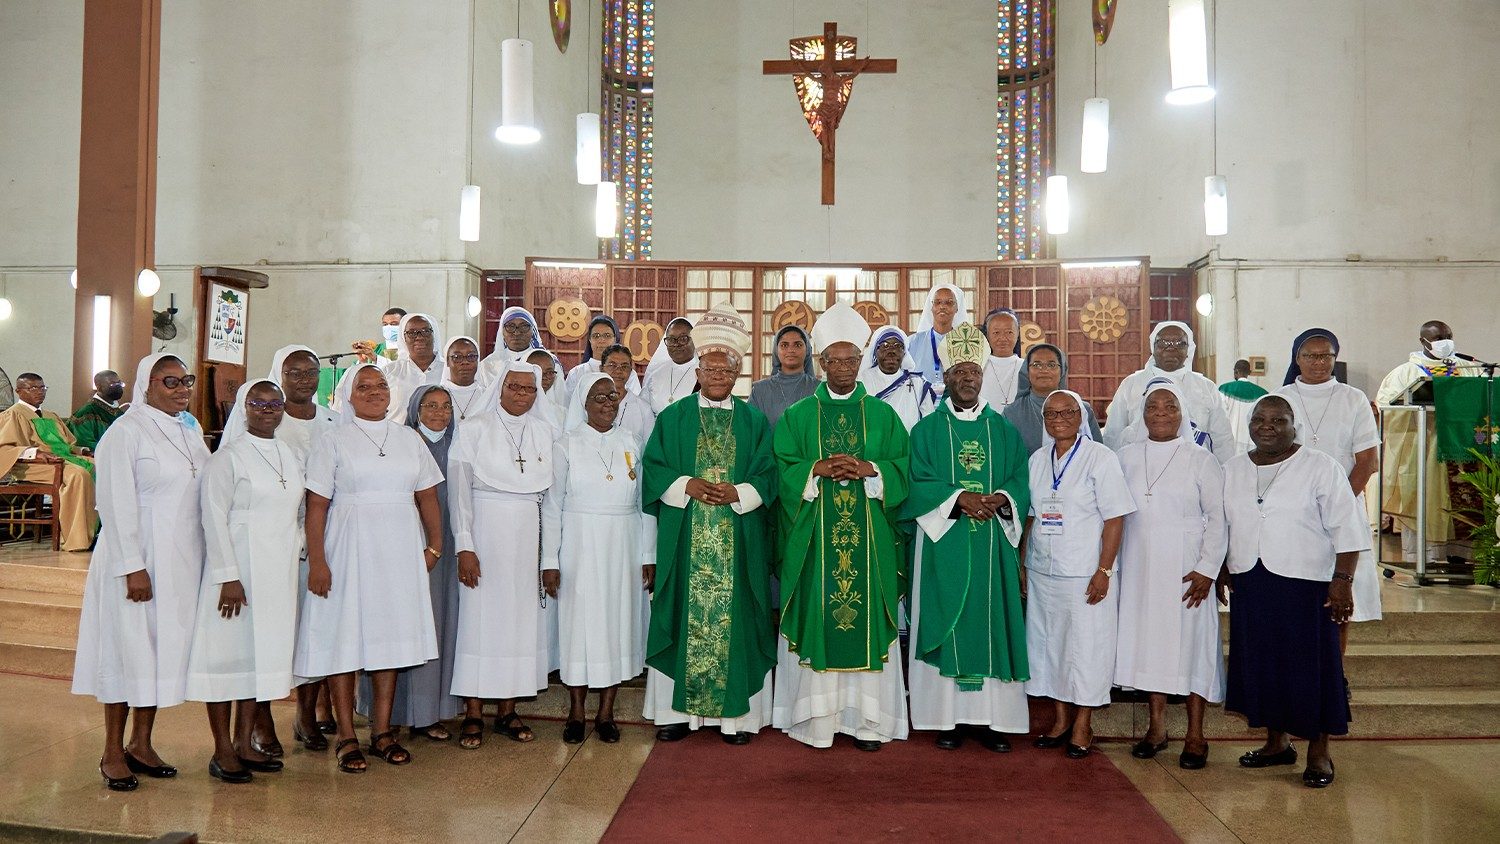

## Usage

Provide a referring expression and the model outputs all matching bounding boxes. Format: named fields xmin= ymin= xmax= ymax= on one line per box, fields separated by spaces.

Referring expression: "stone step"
xmin=1344 ymin=642 xmax=1500 ymax=688
xmin=0 ymin=587 xmax=82 ymax=641
xmin=0 ymin=560 xmax=87 ymax=595
xmin=1216 ymin=610 xmax=1500 ymax=645
xmin=0 ymin=629 xmax=75 ymax=679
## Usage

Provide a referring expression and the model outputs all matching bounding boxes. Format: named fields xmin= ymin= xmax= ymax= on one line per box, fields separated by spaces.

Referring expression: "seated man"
xmin=68 ymin=370 xmax=128 ymax=451
xmin=0 ymin=373 xmax=97 ymax=551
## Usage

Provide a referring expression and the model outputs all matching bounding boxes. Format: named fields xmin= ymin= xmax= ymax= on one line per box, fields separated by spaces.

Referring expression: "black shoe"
xmin=978 ymin=731 xmax=1012 ymax=753
xmin=99 ymin=762 xmax=138 ymax=792
xmin=1238 ymin=746 xmax=1297 ymax=768
xmin=1302 ymin=763 xmax=1335 ymax=788
xmin=935 ymin=729 xmax=965 ymax=750
xmin=1064 ymin=742 xmax=1091 ymax=759
xmin=595 ymin=721 xmax=621 ymax=744
xmin=208 ymin=758 xmax=253 ymax=784
xmin=316 ymin=720 xmax=337 ymax=735
xmin=1032 ymin=732 xmax=1069 ymax=749
xmin=123 ymin=752 xmax=177 ymax=779
xmin=238 ymin=756 xmax=283 ymax=773
xmin=852 ymin=738 xmax=882 ymax=752
xmin=721 ymin=731 xmax=752 ymax=745
xmin=655 ymin=723 xmax=691 ymax=742
xmin=1130 ymin=739 xmax=1168 ymax=759
xmin=1179 ymin=748 xmax=1208 ymax=770
xmin=562 ymin=720 xmax=587 ymax=744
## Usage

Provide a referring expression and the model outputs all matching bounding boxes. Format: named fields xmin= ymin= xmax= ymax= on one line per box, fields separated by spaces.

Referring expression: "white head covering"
xmin=130 ymin=352 xmax=186 ymax=409
xmin=915 ymin=284 xmax=970 ymax=334
xmin=394 ymin=312 xmax=443 ymax=362
xmin=334 ymin=361 xmax=388 ymax=424
xmin=1147 ymin=321 xmax=1196 ymax=380
xmin=218 ymin=378 xmax=283 ymax=450
xmin=222 ymin=344 xmax=320 ymax=439
xmin=494 ymin=306 xmax=543 ymax=353
xmin=647 ymin=316 xmax=697 ymax=378
xmin=859 ymin=325 xmax=918 ymax=392
xmin=268 ymin=344 xmax=320 ymax=383
xmin=811 ymin=300 xmax=873 ymax=355
xmin=564 ymin=371 xmax=617 ymax=433
xmin=1040 ymin=389 xmax=1095 ymax=452
xmin=440 ymin=335 xmax=484 ymax=386
xmin=483 ymin=360 xmax=549 ymax=423
xmin=1128 ymin=380 xmax=1195 ymax=443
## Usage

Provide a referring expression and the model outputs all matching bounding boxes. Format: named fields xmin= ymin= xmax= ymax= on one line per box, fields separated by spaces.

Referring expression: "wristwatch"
xmin=1331 ymin=572 xmax=1354 ymax=583
xmin=1098 ymin=566 xmax=1114 ymax=578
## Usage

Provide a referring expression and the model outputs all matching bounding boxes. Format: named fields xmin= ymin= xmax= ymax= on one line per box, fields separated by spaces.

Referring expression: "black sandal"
xmin=494 ymin=711 xmax=535 ymax=743
xmin=368 ymin=731 xmax=412 ymax=765
xmin=335 ymin=738 xmax=366 ymax=774
xmin=458 ymin=717 xmax=485 ymax=750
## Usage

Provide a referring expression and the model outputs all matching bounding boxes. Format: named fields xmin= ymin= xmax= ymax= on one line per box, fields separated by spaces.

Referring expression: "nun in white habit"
xmin=439 ymin=335 xmax=489 ymax=424
xmin=448 ymin=360 xmax=555 ymax=748
xmin=525 ymin=347 xmax=567 ymax=433
xmin=73 ymin=352 xmax=211 ymax=790
xmin=1023 ymin=389 xmax=1136 ymax=759
xmin=600 ymin=342 xmax=657 ymax=445
xmin=642 ymin=316 xmax=699 ymax=413
xmin=906 ymin=283 xmax=970 ymax=389
xmin=186 ymin=379 xmax=305 ymax=783
xmin=979 ymin=307 xmax=1027 ymax=412
xmin=859 ymin=324 xmax=937 ymax=431
xmin=1102 ymin=321 xmax=1235 ymax=462
xmin=544 ymin=371 xmax=656 ymax=744
xmin=479 ymin=305 xmax=565 ymax=387
xmin=565 ymin=314 xmax=643 ymax=398
xmin=384 ymin=312 xmax=444 ymax=422
xmin=1113 ymin=381 xmax=1228 ymax=769
xmin=296 ymin=362 xmax=445 ymax=773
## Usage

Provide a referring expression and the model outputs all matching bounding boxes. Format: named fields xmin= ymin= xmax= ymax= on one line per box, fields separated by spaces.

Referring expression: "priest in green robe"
xmin=771 ymin=301 xmax=911 ymax=751
xmin=0 ymin=373 xmax=97 ymax=551
xmin=642 ymin=302 xmax=779 ymax=745
xmin=68 ymin=370 xmax=128 ymax=451
xmin=903 ymin=322 xmax=1031 ymax=752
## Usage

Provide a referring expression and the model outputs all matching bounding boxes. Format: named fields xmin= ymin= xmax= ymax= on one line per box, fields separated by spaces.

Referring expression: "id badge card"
xmin=1037 ymin=494 xmax=1064 ymax=535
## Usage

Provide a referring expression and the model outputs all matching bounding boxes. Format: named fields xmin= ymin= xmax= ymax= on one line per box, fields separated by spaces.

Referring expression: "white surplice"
xmin=186 ymin=435 xmax=305 ymax=702
xmin=1275 ymin=378 xmax=1383 ymax=621
xmin=293 ymin=418 xmax=443 ymax=677
xmin=275 ymin=406 xmax=339 ymax=465
xmin=542 ymin=425 xmax=655 ymax=688
xmin=979 ymin=354 xmax=1025 ymax=413
xmin=448 ymin=408 xmax=555 ymax=698
xmin=73 ymin=405 xmax=210 ymax=707
xmin=1113 ymin=437 xmax=1228 ymax=701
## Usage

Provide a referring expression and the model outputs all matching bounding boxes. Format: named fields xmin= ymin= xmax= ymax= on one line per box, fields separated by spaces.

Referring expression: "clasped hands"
xmin=812 ymin=454 xmax=875 ymax=483
xmin=685 ymin=477 xmax=741 ymax=507
xmin=956 ymin=491 xmax=1012 ymax=522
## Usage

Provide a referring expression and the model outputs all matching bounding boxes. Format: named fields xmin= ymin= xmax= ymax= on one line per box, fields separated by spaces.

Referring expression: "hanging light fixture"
xmin=0 ymin=274 xmax=11 ymax=320
xmin=1166 ymin=0 xmax=1214 ymax=105
xmin=1045 ymin=175 xmax=1070 ymax=235
xmin=136 ymin=268 xmax=161 ymax=297
xmin=595 ymin=181 xmax=618 ymax=238
xmin=1080 ymin=98 xmax=1109 ymax=173
xmin=576 ymin=113 xmax=601 ymax=185
xmin=1204 ymin=175 xmax=1228 ymax=236
xmin=497 ymin=38 xmax=540 ymax=144
xmin=459 ymin=185 xmax=482 ymax=241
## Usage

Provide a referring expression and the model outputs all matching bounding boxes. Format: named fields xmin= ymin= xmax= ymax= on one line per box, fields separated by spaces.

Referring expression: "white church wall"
xmin=651 ymin=0 xmax=999 ymax=263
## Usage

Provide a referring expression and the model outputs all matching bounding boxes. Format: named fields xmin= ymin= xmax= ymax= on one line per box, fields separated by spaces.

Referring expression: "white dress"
xmin=542 ymin=425 xmax=654 ymax=688
xmin=385 ymin=357 xmax=444 ymax=423
xmin=448 ymin=409 xmax=555 ymax=698
xmin=863 ymin=371 xmax=936 ymax=432
xmin=1275 ymin=378 xmax=1383 ymax=622
xmin=615 ymin=389 xmax=657 ymax=446
xmin=293 ymin=418 xmax=443 ymax=677
xmin=1104 ymin=368 xmax=1236 ymax=463
xmin=979 ymin=355 xmax=1025 ymax=413
xmin=1113 ymin=438 xmax=1228 ymax=702
xmin=1023 ymin=437 xmax=1136 ymax=707
xmin=274 ymin=406 xmax=340 ymax=465
xmin=185 ymin=436 xmax=305 ymax=702
xmin=73 ymin=406 xmax=210 ymax=707
xmin=443 ymin=380 xmax=489 ymax=426
xmin=643 ymin=358 xmax=699 ymax=414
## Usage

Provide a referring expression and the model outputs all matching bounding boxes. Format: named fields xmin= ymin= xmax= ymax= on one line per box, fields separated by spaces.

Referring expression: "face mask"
xmin=418 ymin=423 xmax=446 ymax=443
xmin=382 ymin=325 xmax=401 ymax=346
xmin=102 ymin=384 xmax=125 ymax=403
xmin=1427 ymin=338 xmax=1456 ymax=359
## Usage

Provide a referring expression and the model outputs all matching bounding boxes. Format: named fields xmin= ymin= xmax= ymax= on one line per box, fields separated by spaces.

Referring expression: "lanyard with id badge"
xmin=1038 ymin=436 xmax=1082 ymax=536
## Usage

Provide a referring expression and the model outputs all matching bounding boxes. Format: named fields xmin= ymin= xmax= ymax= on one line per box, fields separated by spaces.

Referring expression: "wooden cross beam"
xmin=763 ymin=21 xmax=896 ymax=205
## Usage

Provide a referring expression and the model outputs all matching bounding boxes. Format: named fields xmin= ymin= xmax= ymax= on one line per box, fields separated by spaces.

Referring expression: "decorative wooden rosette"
xmin=622 ymin=320 xmax=664 ymax=365
xmin=546 ymin=297 xmax=590 ymax=341
xmin=1079 ymin=295 xmax=1128 ymax=343
xmin=771 ymin=300 xmax=816 ymax=333
xmin=1019 ymin=321 xmax=1047 ymax=356
xmin=852 ymin=300 xmax=891 ymax=331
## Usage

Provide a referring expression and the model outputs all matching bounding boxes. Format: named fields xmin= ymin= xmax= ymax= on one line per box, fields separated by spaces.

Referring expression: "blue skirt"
xmin=1226 ymin=561 xmax=1350 ymax=739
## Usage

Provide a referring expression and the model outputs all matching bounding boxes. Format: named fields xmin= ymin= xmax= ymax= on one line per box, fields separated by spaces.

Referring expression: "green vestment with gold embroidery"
xmin=642 ymin=396 xmax=778 ymax=718
xmin=774 ymin=383 xmax=909 ymax=672
xmin=902 ymin=401 xmax=1030 ymax=688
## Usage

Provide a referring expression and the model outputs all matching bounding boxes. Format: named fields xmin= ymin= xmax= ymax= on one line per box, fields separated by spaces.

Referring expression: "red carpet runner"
xmin=603 ymin=731 xmax=1180 ymax=842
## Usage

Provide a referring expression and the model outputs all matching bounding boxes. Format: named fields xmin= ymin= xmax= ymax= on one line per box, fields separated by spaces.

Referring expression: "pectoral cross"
xmin=515 ymin=454 xmax=526 ymax=473
xmin=763 ymin=22 xmax=897 ymax=205
xmin=278 ymin=478 xmax=287 ymax=489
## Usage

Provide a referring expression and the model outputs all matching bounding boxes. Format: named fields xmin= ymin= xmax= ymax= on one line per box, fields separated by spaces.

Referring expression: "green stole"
xmin=1219 ymin=379 xmax=1267 ymax=402
xmin=642 ymin=396 xmax=777 ymax=718
xmin=775 ymin=383 xmax=909 ymax=672
xmin=31 ymin=417 xmax=95 ymax=480
xmin=903 ymin=402 xmax=1030 ymax=688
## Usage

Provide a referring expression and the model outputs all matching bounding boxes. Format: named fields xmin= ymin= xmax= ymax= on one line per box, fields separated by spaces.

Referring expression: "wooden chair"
xmin=0 ymin=460 xmax=64 ymax=551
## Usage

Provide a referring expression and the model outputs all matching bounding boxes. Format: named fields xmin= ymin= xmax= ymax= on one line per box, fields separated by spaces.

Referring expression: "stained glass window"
xmin=601 ymin=0 xmax=653 ymax=261
xmin=997 ymin=1 xmax=1055 ymax=259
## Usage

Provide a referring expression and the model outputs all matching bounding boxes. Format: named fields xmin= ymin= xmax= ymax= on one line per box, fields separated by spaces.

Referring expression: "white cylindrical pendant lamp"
xmin=576 ymin=113 xmax=602 ymax=185
xmin=1166 ymin=0 xmax=1215 ymax=105
xmin=1045 ymin=175 xmax=1070 ymax=235
xmin=459 ymin=185 xmax=482 ymax=242
xmin=496 ymin=38 xmax=541 ymax=144
xmin=1080 ymin=98 xmax=1110 ymax=173
xmin=0 ymin=297 xmax=11 ymax=320
xmin=136 ymin=268 xmax=161 ymax=297
xmin=595 ymin=181 xmax=618 ymax=238
xmin=1204 ymin=174 xmax=1228 ymax=236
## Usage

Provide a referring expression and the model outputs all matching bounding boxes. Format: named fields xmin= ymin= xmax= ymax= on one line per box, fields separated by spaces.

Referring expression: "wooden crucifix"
xmin=763 ymin=22 xmax=896 ymax=205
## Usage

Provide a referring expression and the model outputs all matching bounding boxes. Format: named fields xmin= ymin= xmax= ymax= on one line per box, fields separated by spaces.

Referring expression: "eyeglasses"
xmin=823 ymin=357 xmax=861 ymax=370
xmin=282 ymin=367 xmax=320 ymax=381
xmin=447 ymin=353 xmax=480 ymax=363
xmin=502 ymin=322 xmax=533 ymax=335
xmin=1028 ymin=361 xmax=1061 ymax=371
xmin=876 ymin=338 xmax=906 ymax=351
xmin=404 ymin=328 xmax=434 ymax=339
xmin=419 ymin=402 xmax=453 ymax=412
xmin=588 ymin=391 xmax=622 ymax=404
xmin=1043 ymin=408 xmax=1081 ymax=420
xmin=504 ymin=383 xmax=538 ymax=394
xmin=602 ymin=361 xmax=634 ymax=371
xmin=589 ymin=331 xmax=617 ymax=342
xmin=152 ymin=375 xmax=197 ymax=389
xmin=1153 ymin=339 xmax=1189 ymax=350
xmin=700 ymin=366 xmax=738 ymax=378
xmin=246 ymin=399 xmax=285 ymax=411
xmin=664 ymin=335 xmax=693 ymax=346
xmin=1298 ymin=352 xmax=1337 ymax=362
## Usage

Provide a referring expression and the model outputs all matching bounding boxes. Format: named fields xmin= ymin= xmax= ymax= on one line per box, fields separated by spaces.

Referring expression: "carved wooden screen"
xmin=479 ymin=271 xmax=525 ymax=358
xmin=904 ymin=268 xmax=982 ymax=333
xmin=684 ymin=267 xmax=756 ymax=394
xmin=610 ymin=264 xmax=682 ymax=372
xmin=525 ymin=264 xmax=607 ymax=370
xmin=983 ymin=263 xmax=1062 ymax=352
xmin=1061 ymin=265 xmax=1149 ymax=420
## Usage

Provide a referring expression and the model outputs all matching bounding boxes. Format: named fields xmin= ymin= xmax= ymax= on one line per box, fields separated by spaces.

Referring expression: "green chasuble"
xmin=1218 ymin=379 xmax=1267 ymax=402
xmin=774 ymin=383 xmax=909 ymax=672
xmin=68 ymin=399 xmax=124 ymax=451
xmin=642 ymin=396 xmax=778 ymax=719
xmin=902 ymin=402 xmax=1030 ymax=689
